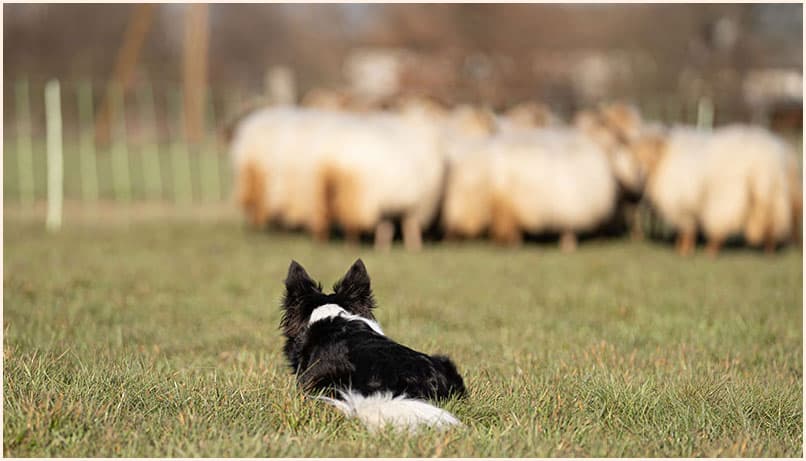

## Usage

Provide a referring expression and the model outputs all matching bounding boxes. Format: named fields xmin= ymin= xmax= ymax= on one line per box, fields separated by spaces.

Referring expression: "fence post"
xmin=265 ymin=65 xmax=296 ymax=105
xmin=138 ymin=80 xmax=163 ymax=200
xmin=78 ymin=80 xmax=100 ymax=203
xmin=45 ymin=80 xmax=64 ymax=231
xmin=200 ymin=87 xmax=221 ymax=202
xmin=697 ymin=97 xmax=714 ymax=131
xmin=170 ymin=87 xmax=193 ymax=206
xmin=15 ymin=79 xmax=35 ymax=205
xmin=110 ymin=83 xmax=132 ymax=202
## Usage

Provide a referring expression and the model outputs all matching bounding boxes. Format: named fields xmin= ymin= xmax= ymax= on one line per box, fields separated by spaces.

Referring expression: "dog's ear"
xmin=284 ymin=260 xmax=321 ymax=306
xmin=337 ymin=259 xmax=371 ymax=295
xmin=281 ymin=260 xmax=322 ymax=341
xmin=333 ymin=259 xmax=376 ymax=314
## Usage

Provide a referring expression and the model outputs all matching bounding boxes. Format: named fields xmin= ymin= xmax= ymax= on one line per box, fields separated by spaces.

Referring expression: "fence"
xmin=4 ymin=78 xmax=249 ymax=210
xmin=3 ymin=77 xmax=727 ymax=229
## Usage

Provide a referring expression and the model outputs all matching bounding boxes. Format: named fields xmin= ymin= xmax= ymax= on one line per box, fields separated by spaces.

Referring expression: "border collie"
xmin=280 ymin=259 xmax=466 ymax=431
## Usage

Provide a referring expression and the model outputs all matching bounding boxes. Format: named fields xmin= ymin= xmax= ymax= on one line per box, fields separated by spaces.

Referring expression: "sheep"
xmin=627 ymin=123 xmax=800 ymax=256
xmin=497 ymin=101 xmax=561 ymax=133
xmin=490 ymin=129 xmax=620 ymax=250
xmin=228 ymin=106 xmax=345 ymax=234
xmin=301 ymin=87 xmax=386 ymax=113
xmin=228 ymin=105 xmax=290 ymax=229
xmin=301 ymin=88 xmax=351 ymax=111
xmin=442 ymin=126 xmax=623 ymax=251
xmin=316 ymin=112 xmax=446 ymax=250
xmin=315 ymin=99 xmax=494 ymax=250
xmin=439 ymin=105 xmax=499 ymax=240
xmin=573 ymin=104 xmax=654 ymax=240
xmin=443 ymin=101 xmax=648 ymax=250
xmin=228 ymin=101 xmax=446 ymax=249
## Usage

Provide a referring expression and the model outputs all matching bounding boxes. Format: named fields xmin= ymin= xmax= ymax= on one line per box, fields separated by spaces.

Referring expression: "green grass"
xmin=2 ymin=136 xmax=231 ymax=203
xmin=3 ymin=220 xmax=802 ymax=457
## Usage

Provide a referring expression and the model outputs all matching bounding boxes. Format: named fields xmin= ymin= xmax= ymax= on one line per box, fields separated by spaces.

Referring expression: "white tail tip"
xmin=317 ymin=390 xmax=462 ymax=432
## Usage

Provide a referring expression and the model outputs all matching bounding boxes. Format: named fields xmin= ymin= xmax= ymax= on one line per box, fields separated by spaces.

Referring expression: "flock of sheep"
xmin=227 ymin=92 xmax=801 ymax=256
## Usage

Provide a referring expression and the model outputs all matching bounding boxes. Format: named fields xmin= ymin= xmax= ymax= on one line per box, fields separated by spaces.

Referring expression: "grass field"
xmin=3 ymin=218 xmax=803 ymax=457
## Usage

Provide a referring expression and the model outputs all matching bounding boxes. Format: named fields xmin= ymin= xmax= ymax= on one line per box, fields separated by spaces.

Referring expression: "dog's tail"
xmin=316 ymin=389 xmax=461 ymax=432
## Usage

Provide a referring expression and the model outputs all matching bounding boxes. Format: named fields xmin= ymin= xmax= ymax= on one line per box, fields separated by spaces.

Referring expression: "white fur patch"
xmin=317 ymin=390 xmax=462 ymax=432
xmin=308 ymin=304 xmax=384 ymax=335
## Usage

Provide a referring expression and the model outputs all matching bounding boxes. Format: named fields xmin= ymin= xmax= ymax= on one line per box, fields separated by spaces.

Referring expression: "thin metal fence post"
xmin=15 ymin=79 xmax=35 ymax=205
xmin=138 ymin=80 xmax=163 ymax=200
xmin=45 ymin=80 xmax=64 ymax=231
xmin=78 ymin=80 xmax=100 ymax=203
xmin=170 ymin=87 xmax=193 ymax=206
xmin=110 ymin=83 xmax=132 ymax=202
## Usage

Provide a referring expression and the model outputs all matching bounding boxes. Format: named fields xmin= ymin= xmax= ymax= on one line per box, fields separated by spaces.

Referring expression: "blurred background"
xmin=2 ymin=3 xmax=803 ymax=226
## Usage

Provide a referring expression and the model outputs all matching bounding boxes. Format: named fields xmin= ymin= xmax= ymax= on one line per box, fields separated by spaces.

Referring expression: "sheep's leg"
xmin=676 ymin=229 xmax=696 ymax=256
xmin=763 ymin=237 xmax=777 ymax=255
xmin=790 ymin=198 xmax=802 ymax=251
xmin=629 ymin=205 xmax=644 ymax=241
xmin=402 ymin=216 xmax=423 ymax=252
xmin=763 ymin=223 xmax=779 ymax=255
xmin=344 ymin=227 xmax=361 ymax=247
xmin=374 ymin=220 xmax=395 ymax=251
xmin=705 ymin=235 xmax=724 ymax=258
xmin=311 ymin=226 xmax=329 ymax=243
xmin=238 ymin=162 xmax=268 ymax=230
xmin=310 ymin=214 xmax=330 ymax=242
xmin=490 ymin=198 xmax=522 ymax=246
xmin=491 ymin=221 xmax=522 ymax=246
xmin=247 ymin=199 xmax=268 ymax=230
xmin=310 ymin=180 xmax=331 ymax=242
xmin=559 ymin=231 xmax=577 ymax=253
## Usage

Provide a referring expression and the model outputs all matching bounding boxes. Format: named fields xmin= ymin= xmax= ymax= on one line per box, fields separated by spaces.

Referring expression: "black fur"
xmin=280 ymin=259 xmax=466 ymax=401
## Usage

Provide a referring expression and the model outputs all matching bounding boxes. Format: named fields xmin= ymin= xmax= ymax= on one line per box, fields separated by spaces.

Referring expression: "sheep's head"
xmin=598 ymin=102 xmax=643 ymax=145
xmin=301 ymin=88 xmax=351 ymax=110
xmin=575 ymin=104 xmax=648 ymax=194
xmin=630 ymin=133 xmax=667 ymax=180
xmin=504 ymin=102 xmax=558 ymax=129
xmin=395 ymin=94 xmax=449 ymax=120
xmin=450 ymin=104 xmax=497 ymax=138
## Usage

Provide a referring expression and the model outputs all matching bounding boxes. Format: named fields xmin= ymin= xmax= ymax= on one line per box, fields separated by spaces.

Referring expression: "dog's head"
xmin=280 ymin=259 xmax=377 ymax=340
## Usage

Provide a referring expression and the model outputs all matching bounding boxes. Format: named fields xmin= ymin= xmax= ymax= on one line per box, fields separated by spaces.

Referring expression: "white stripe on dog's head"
xmin=309 ymin=304 xmax=384 ymax=335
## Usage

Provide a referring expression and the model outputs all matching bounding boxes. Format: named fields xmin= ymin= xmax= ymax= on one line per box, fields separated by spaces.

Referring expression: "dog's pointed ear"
xmin=333 ymin=259 xmax=375 ymax=312
xmin=339 ymin=258 xmax=371 ymax=293
xmin=284 ymin=260 xmax=320 ymax=304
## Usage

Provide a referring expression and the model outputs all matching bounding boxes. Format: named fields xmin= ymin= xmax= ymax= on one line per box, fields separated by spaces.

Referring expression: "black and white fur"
xmin=280 ymin=259 xmax=466 ymax=431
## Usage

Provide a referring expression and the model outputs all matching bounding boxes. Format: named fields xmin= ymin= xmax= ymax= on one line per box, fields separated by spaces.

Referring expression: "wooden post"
xmin=137 ymin=80 xmax=163 ymax=200
xmin=95 ymin=4 xmax=155 ymax=144
xmin=110 ymin=84 xmax=132 ymax=202
xmin=45 ymin=80 xmax=64 ymax=231
xmin=78 ymin=80 xmax=99 ymax=203
xmin=15 ymin=79 xmax=35 ymax=205
xmin=182 ymin=4 xmax=209 ymax=144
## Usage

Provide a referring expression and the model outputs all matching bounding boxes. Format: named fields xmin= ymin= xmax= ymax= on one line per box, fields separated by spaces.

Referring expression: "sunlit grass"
xmin=3 ymin=220 xmax=802 ymax=456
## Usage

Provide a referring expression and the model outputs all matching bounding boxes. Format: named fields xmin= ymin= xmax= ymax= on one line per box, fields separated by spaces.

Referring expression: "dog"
xmin=280 ymin=259 xmax=466 ymax=431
